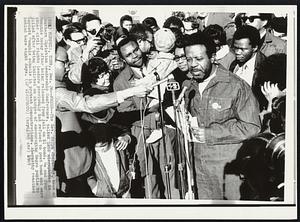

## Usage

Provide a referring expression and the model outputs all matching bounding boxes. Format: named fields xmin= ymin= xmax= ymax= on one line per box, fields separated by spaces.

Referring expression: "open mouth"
xmin=134 ymin=58 xmax=142 ymax=65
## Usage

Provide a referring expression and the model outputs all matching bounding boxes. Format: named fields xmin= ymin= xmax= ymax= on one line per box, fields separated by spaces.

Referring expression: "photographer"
xmin=68 ymin=14 xmax=105 ymax=85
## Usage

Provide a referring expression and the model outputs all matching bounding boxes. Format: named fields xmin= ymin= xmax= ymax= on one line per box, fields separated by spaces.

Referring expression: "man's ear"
xmin=253 ymin=46 xmax=258 ymax=53
xmin=137 ymin=39 xmax=143 ymax=46
xmin=64 ymin=38 xmax=72 ymax=46
xmin=210 ymin=53 xmax=217 ymax=64
xmin=180 ymin=27 xmax=185 ymax=34
xmin=262 ymin=20 xmax=268 ymax=28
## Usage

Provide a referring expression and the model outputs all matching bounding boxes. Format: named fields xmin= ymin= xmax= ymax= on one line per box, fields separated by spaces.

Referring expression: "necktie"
xmin=140 ymin=67 xmax=145 ymax=78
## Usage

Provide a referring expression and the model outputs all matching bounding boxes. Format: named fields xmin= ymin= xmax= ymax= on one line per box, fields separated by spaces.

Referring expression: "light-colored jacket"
xmin=260 ymin=31 xmax=286 ymax=57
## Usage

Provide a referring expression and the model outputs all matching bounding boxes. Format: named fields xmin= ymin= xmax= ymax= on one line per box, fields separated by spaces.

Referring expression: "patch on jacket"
xmin=212 ymin=102 xmax=221 ymax=110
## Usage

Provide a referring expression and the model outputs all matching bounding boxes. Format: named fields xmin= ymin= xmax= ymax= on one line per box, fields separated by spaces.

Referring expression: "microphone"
xmin=151 ymin=74 xmax=174 ymax=88
xmin=174 ymin=81 xmax=191 ymax=107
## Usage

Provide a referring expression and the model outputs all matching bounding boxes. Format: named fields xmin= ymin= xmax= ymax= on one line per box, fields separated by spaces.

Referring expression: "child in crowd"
xmin=87 ymin=123 xmax=132 ymax=198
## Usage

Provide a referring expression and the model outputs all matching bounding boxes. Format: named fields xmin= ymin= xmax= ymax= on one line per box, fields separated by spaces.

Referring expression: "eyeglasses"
xmin=71 ymin=36 xmax=87 ymax=44
xmin=174 ymin=55 xmax=187 ymax=62
xmin=87 ymin=29 xmax=97 ymax=35
xmin=242 ymin=16 xmax=261 ymax=23
xmin=143 ymin=39 xmax=153 ymax=45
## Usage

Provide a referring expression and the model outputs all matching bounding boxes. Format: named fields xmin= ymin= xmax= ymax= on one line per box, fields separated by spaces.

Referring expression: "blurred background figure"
xmin=225 ymin=53 xmax=286 ymax=201
xmin=203 ymin=24 xmax=235 ymax=70
xmin=271 ymin=16 xmax=287 ymax=41
xmin=120 ymin=15 xmax=133 ymax=32
xmin=56 ymin=17 xmax=70 ymax=45
xmin=59 ymin=9 xmax=79 ymax=23
xmin=242 ymin=13 xmax=286 ymax=56
xmin=256 ymin=53 xmax=286 ymax=133
xmin=163 ymin=16 xmax=184 ymax=34
xmin=182 ymin=16 xmax=199 ymax=35
xmin=142 ymin=17 xmax=160 ymax=33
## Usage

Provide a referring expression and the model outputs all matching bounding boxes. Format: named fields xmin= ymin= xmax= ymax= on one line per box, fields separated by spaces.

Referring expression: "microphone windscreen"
xmin=182 ymin=79 xmax=192 ymax=89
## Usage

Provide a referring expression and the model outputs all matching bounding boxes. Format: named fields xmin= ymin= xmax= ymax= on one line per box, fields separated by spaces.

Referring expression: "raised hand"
xmin=115 ymin=134 xmax=131 ymax=150
xmin=261 ymin=81 xmax=281 ymax=103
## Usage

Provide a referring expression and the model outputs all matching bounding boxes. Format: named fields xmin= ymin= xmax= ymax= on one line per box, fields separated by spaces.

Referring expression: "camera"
xmin=225 ymin=132 xmax=285 ymax=201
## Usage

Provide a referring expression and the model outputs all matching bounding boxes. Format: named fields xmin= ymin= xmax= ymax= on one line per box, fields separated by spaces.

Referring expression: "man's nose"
xmin=132 ymin=52 xmax=139 ymax=59
xmin=191 ymin=58 xmax=198 ymax=67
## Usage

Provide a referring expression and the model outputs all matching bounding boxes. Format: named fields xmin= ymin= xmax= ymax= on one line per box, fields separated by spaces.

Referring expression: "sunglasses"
xmin=87 ymin=27 xmax=104 ymax=36
xmin=242 ymin=16 xmax=261 ymax=23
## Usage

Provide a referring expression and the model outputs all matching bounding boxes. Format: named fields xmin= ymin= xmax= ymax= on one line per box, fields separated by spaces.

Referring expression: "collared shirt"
xmin=234 ymin=53 xmax=257 ymax=86
xmin=131 ymin=66 xmax=146 ymax=79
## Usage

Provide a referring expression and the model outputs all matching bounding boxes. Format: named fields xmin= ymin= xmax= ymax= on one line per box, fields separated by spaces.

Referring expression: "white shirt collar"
xmin=243 ymin=53 xmax=257 ymax=70
xmin=198 ymin=66 xmax=217 ymax=96
xmin=235 ymin=53 xmax=257 ymax=86
xmin=260 ymin=29 xmax=267 ymax=39
xmin=215 ymin=45 xmax=230 ymax=60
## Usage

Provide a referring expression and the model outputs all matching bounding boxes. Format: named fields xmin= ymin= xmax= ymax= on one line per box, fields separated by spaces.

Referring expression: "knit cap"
xmin=154 ymin=28 xmax=176 ymax=53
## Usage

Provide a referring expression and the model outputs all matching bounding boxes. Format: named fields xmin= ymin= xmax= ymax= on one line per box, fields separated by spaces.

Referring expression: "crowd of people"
xmin=55 ymin=10 xmax=287 ymax=200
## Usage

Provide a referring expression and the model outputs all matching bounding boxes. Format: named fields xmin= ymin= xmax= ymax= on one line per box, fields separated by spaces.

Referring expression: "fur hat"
xmin=154 ymin=28 xmax=176 ymax=53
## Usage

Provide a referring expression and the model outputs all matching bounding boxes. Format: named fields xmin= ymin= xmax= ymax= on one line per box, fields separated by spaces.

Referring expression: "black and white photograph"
xmin=4 ymin=4 xmax=297 ymax=220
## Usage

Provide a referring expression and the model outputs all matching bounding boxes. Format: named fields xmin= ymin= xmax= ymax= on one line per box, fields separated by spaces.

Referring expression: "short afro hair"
xmin=182 ymin=31 xmax=216 ymax=58
xmin=233 ymin=25 xmax=260 ymax=48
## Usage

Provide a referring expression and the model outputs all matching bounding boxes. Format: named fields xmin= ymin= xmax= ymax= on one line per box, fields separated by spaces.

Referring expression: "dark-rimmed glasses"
xmin=242 ymin=16 xmax=261 ymax=23
xmin=71 ymin=36 xmax=87 ymax=44
xmin=143 ymin=38 xmax=153 ymax=45
xmin=174 ymin=55 xmax=187 ymax=62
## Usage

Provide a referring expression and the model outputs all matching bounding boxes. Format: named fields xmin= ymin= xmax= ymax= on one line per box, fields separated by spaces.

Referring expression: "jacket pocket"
xmin=208 ymin=97 xmax=233 ymax=122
